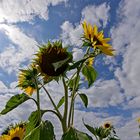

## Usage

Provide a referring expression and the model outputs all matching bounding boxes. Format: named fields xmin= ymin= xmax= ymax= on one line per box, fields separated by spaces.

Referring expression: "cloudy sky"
xmin=0 ymin=0 xmax=140 ymax=139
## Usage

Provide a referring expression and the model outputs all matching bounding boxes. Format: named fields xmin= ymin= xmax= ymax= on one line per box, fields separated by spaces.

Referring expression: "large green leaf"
xmin=83 ymin=121 xmax=96 ymax=136
xmin=56 ymin=96 xmax=65 ymax=109
xmin=25 ymin=110 xmax=46 ymax=136
xmin=61 ymin=127 xmax=93 ymax=140
xmin=82 ymin=65 xmax=97 ymax=87
xmin=24 ymin=120 xmax=55 ymax=140
xmin=79 ymin=93 xmax=88 ymax=108
xmin=0 ymin=93 xmax=30 ymax=115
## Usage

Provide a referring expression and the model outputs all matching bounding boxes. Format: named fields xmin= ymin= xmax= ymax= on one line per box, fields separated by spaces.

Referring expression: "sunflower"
xmin=137 ymin=117 xmax=140 ymax=123
xmin=86 ymin=57 xmax=94 ymax=66
xmin=82 ymin=21 xmax=115 ymax=56
xmin=17 ymin=67 xmax=38 ymax=96
xmin=8 ymin=127 xmax=25 ymax=140
xmin=34 ymin=41 xmax=72 ymax=78
xmin=103 ymin=122 xmax=112 ymax=129
xmin=0 ymin=135 xmax=11 ymax=140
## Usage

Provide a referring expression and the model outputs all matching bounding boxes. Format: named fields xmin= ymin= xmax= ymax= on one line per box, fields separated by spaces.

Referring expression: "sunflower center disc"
xmin=12 ymin=137 xmax=20 ymax=140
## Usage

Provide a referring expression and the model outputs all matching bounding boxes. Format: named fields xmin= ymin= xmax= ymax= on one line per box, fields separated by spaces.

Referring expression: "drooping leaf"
xmin=83 ymin=121 xmax=96 ymax=136
xmin=52 ymin=56 xmax=72 ymax=72
xmin=24 ymin=120 xmax=55 ymax=140
xmin=0 ymin=93 xmax=30 ymax=115
xmin=79 ymin=93 xmax=88 ymax=108
xmin=82 ymin=65 xmax=97 ymax=87
xmin=56 ymin=96 xmax=65 ymax=109
xmin=25 ymin=110 xmax=46 ymax=136
xmin=61 ymin=127 xmax=93 ymax=140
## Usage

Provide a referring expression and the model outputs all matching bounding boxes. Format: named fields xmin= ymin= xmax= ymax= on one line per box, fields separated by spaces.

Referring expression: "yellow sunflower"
xmin=82 ymin=21 xmax=115 ymax=56
xmin=86 ymin=57 xmax=94 ymax=66
xmin=137 ymin=117 xmax=140 ymax=123
xmin=103 ymin=122 xmax=112 ymax=129
xmin=0 ymin=135 xmax=11 ymax=140
xmin=17 ymin=67 xmax=37 ymax=96
xmin=34 ymin=41 xmax=72 ymax=78
xmin=8 ymin=127 xmax=25 ymax=140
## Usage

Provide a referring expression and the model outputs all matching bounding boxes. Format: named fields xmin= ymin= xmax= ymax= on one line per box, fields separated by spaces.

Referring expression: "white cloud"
xmin=81 ymin=3 xmax=110 ymax=27
xmin=82 ymin=79 xmax=124 ymax=108
xmin=111 ymin=0 xmax=140 ymax=109
xmin=0 ymin=0 xmax=67 ymax=23
xmin=61 ymin=2 xmax=110 ymax=46
xmin=0 ymin=24 xmax=38 ymax=74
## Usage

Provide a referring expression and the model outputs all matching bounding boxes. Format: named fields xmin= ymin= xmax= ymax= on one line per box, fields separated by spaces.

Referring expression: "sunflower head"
xmin=137 ymin=117 xmax=140 ymax=123
xmin=17 ymin=66 xmax=38 ymax=96
xmin=34 ymin=41 xmax=72 ymax=78
xmin=103 ymin=122 xmax=112 ymax=129
xmin=8 ymin=127 xmax=25 ymax=140
xmin=82 ymin=21 xmax=115 ymax=56
xmin=0 ymin=122 xmax=26 ymax=140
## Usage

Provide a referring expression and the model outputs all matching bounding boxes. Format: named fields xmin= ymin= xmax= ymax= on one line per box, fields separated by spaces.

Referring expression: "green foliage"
xmin=25 ymin=110 xmax=45 ymax=136
xmin=61 ymin=127 xmax=93 ymax=140
xmin=24 ymin=120 xmax=55 ymax=140
xmin=82 ymin=65 xmax=97 ymax=87
xmin=0 ymin=93 xmax=30 ymax=115
xmin=57 ymin=96 xmax=65 ymax=109
xmin=69 ymin=58 xmax=86 ymax=70
xmin=79 ymin=93 xmax=88 ymax=108
xmin=83 ymin=121 xmax=120 ymax=140
xmin=68 ymin=75 xmax=80 ymax=91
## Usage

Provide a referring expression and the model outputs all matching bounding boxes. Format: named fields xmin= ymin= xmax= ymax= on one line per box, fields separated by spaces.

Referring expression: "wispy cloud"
xmin=0 ymin=0 xmax=67 ymax=23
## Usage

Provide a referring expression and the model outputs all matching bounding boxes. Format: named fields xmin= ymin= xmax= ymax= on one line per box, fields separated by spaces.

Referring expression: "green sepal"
xmin=0 ymin=93 xmax=30 ymax=115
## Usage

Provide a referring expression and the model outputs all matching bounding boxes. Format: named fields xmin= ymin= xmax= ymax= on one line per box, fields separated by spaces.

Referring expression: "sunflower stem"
xmin=62 ymin=77 xmax=68 ymax=133
xmin=41 ymin=83 xmax=62 ymax=120
xmin=68 ymin=62 xmax=83 ymax=127
xmin=35 ymin=78 xmax=41 ymax=123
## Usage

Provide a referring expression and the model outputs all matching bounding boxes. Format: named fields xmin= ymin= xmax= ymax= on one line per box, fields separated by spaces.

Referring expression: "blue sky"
xmin=0 ymin=0 xmax=140 ymax=139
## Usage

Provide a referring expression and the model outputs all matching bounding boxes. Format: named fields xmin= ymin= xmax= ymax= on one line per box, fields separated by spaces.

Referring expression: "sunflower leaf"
xmin=24 ymin=120 xmax=55 ymax=140
xmin=25 ymin=110 xmax=46 ymax=137
xmin=83 ymin=121 xmax=96 ymax=136
xmin=79 ymin=93 xmax=88 ymax=108
xmin=52 ymin=56 xmax=71 ymax=72
xmin=0 ymin=93 xmax=30 ymax=115
xmin=68 ymin=75 xmax=80 ymax=91
xmin=61 ymin=127 xmax=93 ymax=140
xmin=82 ymin=65 xmax=97 ymax=87
xmin=56 ymin=96 xmax=65 ymax=109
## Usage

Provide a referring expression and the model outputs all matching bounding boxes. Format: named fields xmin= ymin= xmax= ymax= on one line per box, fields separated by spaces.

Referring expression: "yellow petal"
xmin=93 ymin=25 xmax=98 ymax=35
xmin=102 ymin=38 xmax=111 ymax=43
xmin=97 ymin=30 xmax=104 ymax=39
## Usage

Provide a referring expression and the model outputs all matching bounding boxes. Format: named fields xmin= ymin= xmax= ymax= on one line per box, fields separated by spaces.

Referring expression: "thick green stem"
xmin=41 ymin=84 xmax=62 ymax=120
xmin=35 ymin=78 xmax=41 ymax=123
xmin=68 ymin=63 xmax=83 ymax=127
xmin=62 ymin=77 xmax=68 ymax=133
